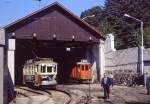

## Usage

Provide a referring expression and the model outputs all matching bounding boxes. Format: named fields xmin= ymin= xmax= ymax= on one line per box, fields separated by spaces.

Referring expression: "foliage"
xmin=134 ymin=27 xmax=150 ymax=48
xmin=99 ymin=22 xmax=114 ymax=35
xmin=143 ymin=27 xmax=150 ymax=47
xmin=81 ymin=0 xmax=150 ymax=49
xmin=80 ymin=6 xmax=114 ymax=37
xmin=104 ymin=0 xmax=150 ymax=49
xmin=80 ymin=6 xmax=103 ymax=27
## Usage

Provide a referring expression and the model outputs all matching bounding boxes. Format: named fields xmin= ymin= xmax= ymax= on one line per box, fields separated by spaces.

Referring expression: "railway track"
xmin=56 ymin=85 xmax=128 ymax=104
xmin=13 ymin=87 xmax=74 ymax=104
xmin=14 ymin=87 xmax=53 ymax=104
xmin=12 ymin=85 xmax=128 ymax=104
xmin=17 ymin=87 xmax=52 ymax=96
xmin=56 ymin=85 xmax=89 ymax=104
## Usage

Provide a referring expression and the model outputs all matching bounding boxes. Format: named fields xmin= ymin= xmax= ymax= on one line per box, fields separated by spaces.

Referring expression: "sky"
xmin=0 ymin=0 xmax=105 ymax=27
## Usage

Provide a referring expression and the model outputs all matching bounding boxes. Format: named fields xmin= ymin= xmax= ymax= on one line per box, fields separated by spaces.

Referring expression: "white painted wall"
xmin=7 ymin=39 xmax=15 ymax=85
xmin=104 ymin=34 xmax=116 ymax=53
xmin=85 ymin=39 xmax=105 ymax=82
xmin=99 ymin=40 xmax=105 ymax=78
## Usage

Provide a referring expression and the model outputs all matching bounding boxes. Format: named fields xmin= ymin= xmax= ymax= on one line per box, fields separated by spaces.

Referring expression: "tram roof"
xmin=24 ymin=58 xmax=57 ymax=66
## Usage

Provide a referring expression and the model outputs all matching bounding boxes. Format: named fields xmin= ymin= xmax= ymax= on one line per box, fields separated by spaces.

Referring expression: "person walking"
xmin=101 ymin=73 xmax=112 ymax=99
xmin=146 ymin=75 xmax=150 ymax=95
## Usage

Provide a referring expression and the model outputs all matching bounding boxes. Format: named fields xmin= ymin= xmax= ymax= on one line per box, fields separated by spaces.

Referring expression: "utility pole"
xmin=124 ymin=14 xmax=144 ymax=75
xmin=34 ymin=0 xmax=42 ymax=9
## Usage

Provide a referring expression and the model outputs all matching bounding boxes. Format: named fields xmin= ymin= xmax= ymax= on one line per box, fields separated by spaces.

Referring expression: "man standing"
xmin=146 ymin=75 xmax=150 ymax=95
xmin=101 ymin=73 xmax=112 ymax=99
xmin=109 ymin=73 xmax=114 ymax=87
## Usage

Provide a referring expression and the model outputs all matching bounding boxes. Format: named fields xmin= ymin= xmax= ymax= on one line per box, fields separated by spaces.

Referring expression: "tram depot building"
xmin=1 ymin=2 xmax=150 ymax=104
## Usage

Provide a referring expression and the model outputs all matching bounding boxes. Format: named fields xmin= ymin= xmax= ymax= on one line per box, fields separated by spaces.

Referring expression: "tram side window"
xmin=81 ymin=65 xmax=84 ymax=71
xmin=47 ymin=66 xmax=52 ymax=73
xmin=53 ymin=65 xmax=56 ymax=72
xmin=36 ymin=65 xmax=38 ymax=72
xmin=77 ymin=65 xmax=80 ymax=69
xmin=77 ymin=65 xmax=80 ymax=71
xmin=41 ymin=65 xmax=46 ymax=73
xmin=32 ymin=66 xmax=34 ymax=74
xmin=29 ymin=66 xmax=32 ymax=74
xmin=24 ymin=66 xmax=27 ymax=74
xmin=85 ymin=65 xmax=89 ymax=70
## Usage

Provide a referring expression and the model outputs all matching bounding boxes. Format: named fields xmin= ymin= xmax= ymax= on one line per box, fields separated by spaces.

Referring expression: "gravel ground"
xmin=10 ymin=84 xmax=150 ymax=104
xmin=59 ymin=84 xmax=150 ymax=104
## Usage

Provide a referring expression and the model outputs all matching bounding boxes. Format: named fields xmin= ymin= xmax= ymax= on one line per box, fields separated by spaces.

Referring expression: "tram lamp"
xmin=66 ymin=47 xmax=71 ymax=52
xmin=33 ymin=33 xmax=37 ymax=40
xmin=72 ymin=35 xmax=75 ymax=41
xmin=89 ymin=36 xmax=92 ymax=41
xmin=33 ymin=33 xmax=37 ymax=37
xmin=11 ymin=32 xmax=16 ymax=39
xmin=53 ymin=34 xmax=56 ymax=40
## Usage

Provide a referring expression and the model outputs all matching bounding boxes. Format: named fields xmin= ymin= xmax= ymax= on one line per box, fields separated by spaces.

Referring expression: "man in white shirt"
xmin=109 ymin=73 xmax=114 ymax=87
xmin=101 ymin=73 xmax=112 ymax=99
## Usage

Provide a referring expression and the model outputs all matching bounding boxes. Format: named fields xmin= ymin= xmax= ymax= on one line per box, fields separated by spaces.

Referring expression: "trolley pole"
xmin=87 ymin=79 xmax=91 ymax=104
xmin=34 ymin=0 xmax=42 ymax=9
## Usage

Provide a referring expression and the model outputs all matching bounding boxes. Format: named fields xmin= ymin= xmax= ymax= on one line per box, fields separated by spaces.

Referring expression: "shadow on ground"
xmin=97 ymin=96 xmax=105 ymax=99
xmin=126 ymin=101 xmax=150 ymax=104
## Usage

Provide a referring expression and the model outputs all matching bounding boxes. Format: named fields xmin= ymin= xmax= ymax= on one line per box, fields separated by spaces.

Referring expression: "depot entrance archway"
xmin=15 ymin=39 xmax=98 ymax=84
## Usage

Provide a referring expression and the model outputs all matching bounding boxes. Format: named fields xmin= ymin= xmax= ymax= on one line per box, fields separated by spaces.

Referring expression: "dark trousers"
xmin=146 ymin=84 xmax=150 ymax=95
xmin=103 ymin=85 xmax=110 ymax=99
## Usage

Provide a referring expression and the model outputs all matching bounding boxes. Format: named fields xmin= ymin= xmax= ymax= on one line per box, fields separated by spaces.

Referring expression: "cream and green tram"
xmin=23 ymin=58 xmax=57 ymax=87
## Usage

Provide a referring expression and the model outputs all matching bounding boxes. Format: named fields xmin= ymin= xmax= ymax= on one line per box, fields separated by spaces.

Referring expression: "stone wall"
xmin=104 ymin=34 xmax=150 ymax=75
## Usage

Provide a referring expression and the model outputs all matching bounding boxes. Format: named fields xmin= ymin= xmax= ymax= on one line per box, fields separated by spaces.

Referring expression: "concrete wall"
xmin=0 ymin=28 xmax=5 ymax=104
xmin=104 ymin=33 xmax=150 ymax=76
xmin=103 ymin=34 xmax=150 ymax=85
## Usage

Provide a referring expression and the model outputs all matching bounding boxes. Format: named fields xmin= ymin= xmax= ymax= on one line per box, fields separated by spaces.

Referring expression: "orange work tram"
xmin=70 ymin=59 xmax=92 ymax=82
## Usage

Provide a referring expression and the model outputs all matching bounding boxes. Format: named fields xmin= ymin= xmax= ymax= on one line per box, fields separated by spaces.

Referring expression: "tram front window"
xmin=41 ymin=65 xmax=46 ymax=73
xmin=47 ymin=66 xmax=52 ymax=73
xmin=81 ymin=65 xmax=84 ymax=71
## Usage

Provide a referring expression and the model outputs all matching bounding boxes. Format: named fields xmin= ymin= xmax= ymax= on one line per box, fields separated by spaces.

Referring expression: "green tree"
xmin=104 ymin=0 xmax=150 ymax=49
xmin=133 ymin=27 xmax=150 ymax=48
xmin=80 ymin=6 xmax=114 ymax=37
xmin=80 ymin=6 xmax=104 ymax=27
xmin=81 ymin=0 xmax=150 ymax=49
xmin=99 ymin=22 xmax=114 ymax=35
